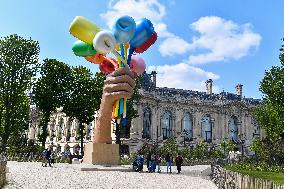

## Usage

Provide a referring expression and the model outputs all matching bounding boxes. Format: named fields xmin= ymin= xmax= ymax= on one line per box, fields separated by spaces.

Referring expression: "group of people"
xmin=133 ymin=152 xmax=183 ymax=174
xmin=42 ymin=148 xmax=56 ymax=167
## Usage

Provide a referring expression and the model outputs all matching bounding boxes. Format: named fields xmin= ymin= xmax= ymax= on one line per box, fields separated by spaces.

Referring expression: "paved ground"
xmin=4 ymin=161 xmax=217 ymax=189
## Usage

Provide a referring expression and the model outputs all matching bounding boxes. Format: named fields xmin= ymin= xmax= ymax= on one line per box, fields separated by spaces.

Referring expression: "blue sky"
xmin=0 ymin=0 xmax=283 ymax=99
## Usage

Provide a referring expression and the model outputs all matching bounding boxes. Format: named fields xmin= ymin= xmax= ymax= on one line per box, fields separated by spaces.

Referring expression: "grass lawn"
xmin=225 ymin=165 xmax=284 ymax=185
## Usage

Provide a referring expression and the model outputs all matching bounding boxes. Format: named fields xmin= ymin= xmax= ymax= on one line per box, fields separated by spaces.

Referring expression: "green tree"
xmin=33 ymin=59 xmax=72 ymax=147
xmin=63 ymin=66 xmax=104 ymax=155
xmin=254 ymin=38 xmax=284 ymax=139
xmin=252 ymin=38 xmax=284 ymax=165
xmin=159 ymin=137 xmax=179 ymax=157
xmin=0 ymin=34 xmax=39 ymax=149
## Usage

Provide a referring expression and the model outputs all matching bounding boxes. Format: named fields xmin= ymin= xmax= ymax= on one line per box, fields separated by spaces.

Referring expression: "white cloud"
xmin=187 ymin=16 xmax=261 ymax=65
xmin=148 ymin=63 xmax=220 ymax=92
xmin=100 ymin=0 xmax=166 ymax=29
xmin=100 ymin=0 xmax=185 ymax=56
xmin=155 ymin=23 xmax=174 ymax=38
xmin=100 ymin=2 xmax=261 ymax=92
xmin=158 ymin=36 xmax=192 ymax=56
xmin=101 ymin=2 xmax=261 ymax=64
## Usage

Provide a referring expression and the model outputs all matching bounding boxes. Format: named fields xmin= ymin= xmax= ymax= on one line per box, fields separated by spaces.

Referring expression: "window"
xmin=142 ymin=107 xmax=151 ymax=139
xmin=182 ymin=112 xmax=193 ymax=141
xmin=162 ymin=111 xmax=172 ymax=140
xmin=202 ymin=114 xmax=212 ymax=143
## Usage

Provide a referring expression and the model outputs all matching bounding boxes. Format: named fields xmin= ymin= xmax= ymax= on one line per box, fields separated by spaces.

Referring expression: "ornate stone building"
xmin=28 ymin=71 xmax=262 ymax=154
xmin=28 ymin=107 xmax=116 ymax=154
xmin=126 ymin=71 xmax=262 ymax=152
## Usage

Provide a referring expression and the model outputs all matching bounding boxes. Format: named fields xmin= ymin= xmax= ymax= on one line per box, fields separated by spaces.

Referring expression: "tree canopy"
xmin=254 ymin=38 xmax=284 ymax=139
xmin=63 ymin=67 xmax=104 ymax=123
xmin=0 ymin=34 xmax=39 ymax=149
xmin=33 ymin=59 xmax=72 ymax=147
xmin=63 ymin=66 xmax=104 ymax=155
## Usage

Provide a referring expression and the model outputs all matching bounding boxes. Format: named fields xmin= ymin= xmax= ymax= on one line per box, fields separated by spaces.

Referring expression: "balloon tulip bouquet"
xmin=69 ymin=15 xmax=157 ymax=126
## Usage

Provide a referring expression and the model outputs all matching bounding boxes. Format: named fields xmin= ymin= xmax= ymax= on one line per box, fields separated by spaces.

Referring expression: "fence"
xmin=211 ymin=164 xmax=284 ymax=189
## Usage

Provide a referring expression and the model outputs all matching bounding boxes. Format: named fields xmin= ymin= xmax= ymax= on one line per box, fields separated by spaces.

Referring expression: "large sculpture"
xmin=69 ymin=15 xmax=157 ymax=164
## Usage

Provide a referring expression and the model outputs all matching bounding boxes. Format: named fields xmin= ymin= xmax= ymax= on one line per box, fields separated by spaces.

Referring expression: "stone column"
xmin=175 ymin=108 xmax=183 ymax=135
xmin=216 ymin=112 xmax=222 ymax=140
xmin=131 ymin=104 xmax=143 ymax=138
xmin=223 ymin=111 xmax=228 ymax=139
xmin=240 ymin=113 xmax=245 ymax=138
xmin=152 ymin=104 xmax=159 ymax=140
xmin=137 ymin=105 xmax=143 ymax=138
xmin=211 ymin=112 xmax=217 ymax=141
xmin=194 ymin=110 xmax=202 ymax=140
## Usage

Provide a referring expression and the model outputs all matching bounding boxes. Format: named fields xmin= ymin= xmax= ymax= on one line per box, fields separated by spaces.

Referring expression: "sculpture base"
xmin=83 ymin=143 xmax=120 ymax=165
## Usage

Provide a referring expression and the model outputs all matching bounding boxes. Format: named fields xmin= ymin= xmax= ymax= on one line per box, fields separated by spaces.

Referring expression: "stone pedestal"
xmin=83 ymin=143 xmax=120 ymax=165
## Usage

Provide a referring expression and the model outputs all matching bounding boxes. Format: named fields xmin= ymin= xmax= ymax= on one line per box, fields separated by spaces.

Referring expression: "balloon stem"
xmin=127 ymin=46 xmax=135 ymax=66
xmin=112 ymin=50 xmax=130 ymax=70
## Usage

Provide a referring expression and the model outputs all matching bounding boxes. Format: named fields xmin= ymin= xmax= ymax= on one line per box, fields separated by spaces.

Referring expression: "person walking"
xmin=137 ymin=153 xmax=144 ymax=172
xmin=41 ymin=149 xmax=47 ymax=167
xmin=165 ymin=153 xmax=172 ymax=173
xmin=146 ymin=152 xmax=151 ymax=172
xmin=156 ymin=154 xmax=162 ymax=173
xmin=150 ymin=153 xmax=156 ymax=172
xmin=45 ymin=147 xmax=52 ymax=167
xmin=175 ymin=153 xmax=183 ymax=174
xmin=133 ymin=152 xmax=144 ymax=172
xmin=50 ymin=151 xmax=56 ymax=165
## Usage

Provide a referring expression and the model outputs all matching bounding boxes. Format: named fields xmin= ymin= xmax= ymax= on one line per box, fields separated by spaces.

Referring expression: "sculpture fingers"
xmin=104 ymin=75 xmax=135 ymax=88
xmin=104 ymin=91 xmax=133 ymax=101
xmin=112 ymin=67 xmax=134 ymax=79
xmin=103 ymin=83 xmax=134 ymax=95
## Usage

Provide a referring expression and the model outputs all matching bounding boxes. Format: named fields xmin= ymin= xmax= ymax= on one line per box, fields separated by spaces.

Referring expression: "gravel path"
xmin=4 ymin=161 xmax=217 ymax=189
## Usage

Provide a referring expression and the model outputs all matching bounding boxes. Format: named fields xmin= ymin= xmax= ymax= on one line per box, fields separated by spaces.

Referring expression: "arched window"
xmin=162 ymin=111 xmax=173 ymax=139
xmin=229 ymin=116 xmax=238 ymax=142
xmin=202 ymin=114 xmax=212 ymax=143
xmin=182 ymin=112 xmax=193 ymax=141
xmin=142 ymin=107 xmax=151 ymax=139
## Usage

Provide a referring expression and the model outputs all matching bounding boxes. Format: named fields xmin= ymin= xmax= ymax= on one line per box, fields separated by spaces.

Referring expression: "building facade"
xmin=28 ymin=71 xmax=262 ymax=155
xmin=126 ymin=72 xmax=262 ymax=153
